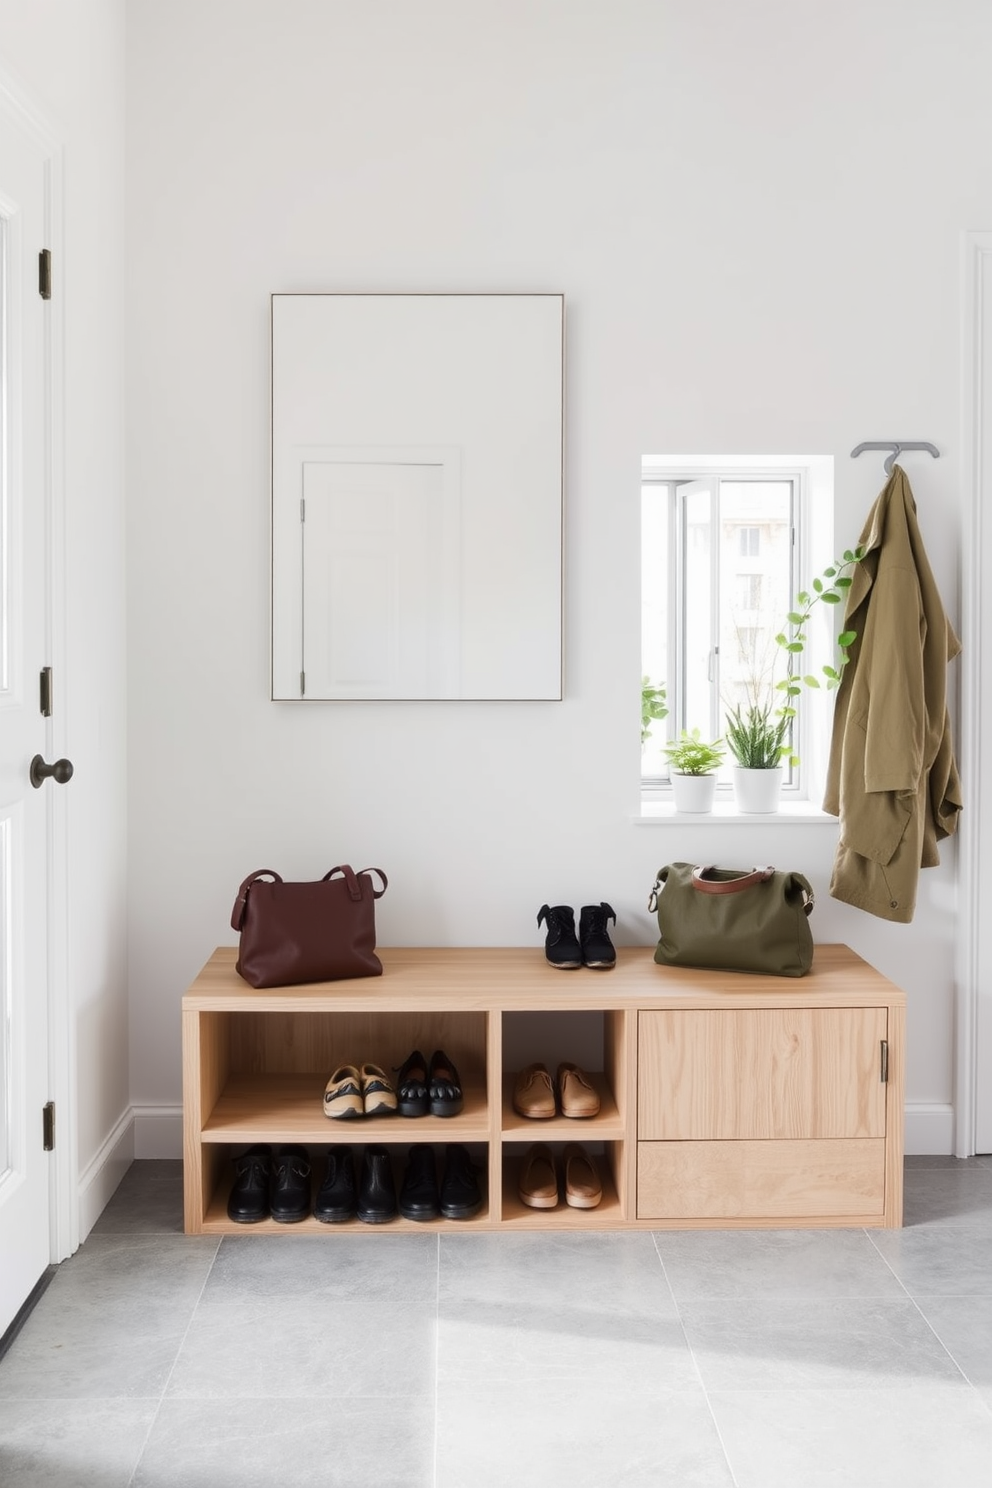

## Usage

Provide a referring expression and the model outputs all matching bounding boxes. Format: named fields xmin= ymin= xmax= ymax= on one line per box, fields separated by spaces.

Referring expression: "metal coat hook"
xmin=850 ymin=441 xmax=940 ymax=476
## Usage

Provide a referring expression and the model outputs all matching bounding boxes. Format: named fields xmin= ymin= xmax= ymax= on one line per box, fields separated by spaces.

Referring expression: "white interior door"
xmin=0 ymin=102 xmax=54 ymax=1336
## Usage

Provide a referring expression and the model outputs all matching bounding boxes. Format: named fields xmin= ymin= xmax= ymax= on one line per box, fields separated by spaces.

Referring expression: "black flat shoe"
xmin=269 ymin=1144 xmax=312 ymax=1223
xmin=227 ymin=1144 xmax=272 ymax=1223
xmin=428 ymin=1049 xmax=464 ymax=1117
xmin=314 ymin=1145 xmax=357 ymax=1223
xmin=439 ymin=1143 xmax=482 ymax=1220
xmin=399 ymin=1144 xmax=440 ymax=1221
xmin=357 ymin=1145 xmax=398 ymax=1224
xmin=394 ymin=1049 xmax=430 ymax=1118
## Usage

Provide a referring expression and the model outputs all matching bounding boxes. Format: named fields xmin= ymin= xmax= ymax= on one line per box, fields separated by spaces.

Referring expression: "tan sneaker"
xmin=563 ymin=1143 xmax=602 ymax=1209
xmin=359 ymin=1062 xmax=398 ymax=1117
xmin=518 ymin=1143 xmax=559 ymax=1208
xmin=323 ymin=1064 xmax=363 ymax=1120
xmin=512 ymin=1063 xmax=556 ymax=1119
xmin=557 ymin=1062 xmax=601 ymax=1119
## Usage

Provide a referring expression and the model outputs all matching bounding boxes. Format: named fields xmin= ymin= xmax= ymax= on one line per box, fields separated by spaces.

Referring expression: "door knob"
xmin=29 ymin=755 xmax=74 ymax=789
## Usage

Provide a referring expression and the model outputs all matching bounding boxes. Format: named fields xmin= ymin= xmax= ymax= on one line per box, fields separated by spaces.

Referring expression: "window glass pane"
xmin=682 ymin=482 xmax=714 ymax=737
xmin=640 ymin=483 xmax=669 ymax=775
xmin=719 ymin=481 xmax=793 ymax=719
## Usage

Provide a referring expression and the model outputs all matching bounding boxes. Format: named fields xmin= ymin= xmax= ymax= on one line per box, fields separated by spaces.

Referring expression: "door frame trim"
xmin=957 ymin=230 xmax=992 ymax=1157
xmin=0 ymin=67 xmax=72 ymax=1257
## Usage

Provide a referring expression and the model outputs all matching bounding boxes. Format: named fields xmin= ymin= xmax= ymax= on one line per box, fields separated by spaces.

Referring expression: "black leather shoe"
xmin=227 ymin=1144 xmax=272 ymax=1223
xmin=314 ymin=1145 xmax=356 ymax=1223
xmin=439 ymin=1143 xmax=482 ymax=1220
xmin=269 ymin=1144 xmax=312 ymax=1223
xmin=394 ymin=1049 xmax=429 ymax=1118
xmin=537 ymin=904 xmax=582 ymax=968
xmin=357 ymin=1145 xmax=398 ymax=1224
xmin=579 ymin=902 xmax=617 ymax=968
xmin=428 ymin=1050 xmax=464 ymax=1117
xmin=399 ymin=1144 xmax=439 ymax=1221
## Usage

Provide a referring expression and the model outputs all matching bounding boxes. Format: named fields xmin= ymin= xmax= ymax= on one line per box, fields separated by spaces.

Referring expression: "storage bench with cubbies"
xmin=182 ymin=943 xmax=905 ymax=1234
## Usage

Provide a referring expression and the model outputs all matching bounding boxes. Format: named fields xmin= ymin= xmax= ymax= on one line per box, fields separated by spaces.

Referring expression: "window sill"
xmin=635 ymin=798 xmax=838 ymax=826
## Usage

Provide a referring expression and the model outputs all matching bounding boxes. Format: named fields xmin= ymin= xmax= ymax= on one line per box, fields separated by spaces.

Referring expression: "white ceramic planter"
xmin=671 ymin=772 xmax=718 ymax=813
xmin=732 ymin=765 xmax=783 ymax=814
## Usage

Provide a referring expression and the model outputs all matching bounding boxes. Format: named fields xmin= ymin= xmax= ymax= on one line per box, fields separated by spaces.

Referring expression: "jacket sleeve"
xmin=860 ymin=567 xmax=926 ymax=794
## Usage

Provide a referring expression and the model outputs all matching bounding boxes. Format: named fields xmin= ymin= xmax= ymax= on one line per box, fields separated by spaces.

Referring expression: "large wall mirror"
xmin=271 ymin=293 xmax=564 ymax=700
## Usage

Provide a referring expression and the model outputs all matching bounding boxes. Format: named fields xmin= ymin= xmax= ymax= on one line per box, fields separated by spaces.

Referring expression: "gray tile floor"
xmin=2 ymin=1156 xmax=992 ymax=1486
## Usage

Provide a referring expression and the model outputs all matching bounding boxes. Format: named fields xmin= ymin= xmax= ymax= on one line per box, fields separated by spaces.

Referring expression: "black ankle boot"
xmin=537 ymin=904 xmax=581 ymax=969
xmin=579 ymin=902 xmax=617 ymax=968
xmin=399 ymin=1144 xmax=440 ymax=1221
xmin=357 ymin=1145 xmax=397 ymax=1224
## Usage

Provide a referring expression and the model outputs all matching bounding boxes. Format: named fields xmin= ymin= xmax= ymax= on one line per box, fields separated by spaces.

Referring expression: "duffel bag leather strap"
xmin=691 ymin=865 xmax=775 ymax=895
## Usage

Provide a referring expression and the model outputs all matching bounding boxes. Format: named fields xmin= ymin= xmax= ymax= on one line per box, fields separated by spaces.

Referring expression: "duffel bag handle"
xmin=691 ymin=865 xmax=775 ymax=896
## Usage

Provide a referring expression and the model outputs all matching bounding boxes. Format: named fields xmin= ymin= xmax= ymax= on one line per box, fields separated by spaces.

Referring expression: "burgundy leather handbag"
xmin=231 ymin=865 xmax=388 ymax=988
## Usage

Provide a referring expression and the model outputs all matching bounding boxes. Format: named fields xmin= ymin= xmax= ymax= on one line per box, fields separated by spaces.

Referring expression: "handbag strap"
xmin=691 ymin=865 xmax=776 ymax=896
xmin=231 ymin=869 xmax=282 ymax=931
xmin=322 ymin=865 xmax=389 ymax=901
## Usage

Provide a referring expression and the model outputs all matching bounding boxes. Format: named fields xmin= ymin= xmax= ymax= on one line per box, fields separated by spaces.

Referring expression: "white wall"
xmin=0 ymin=0 xmax=129 ymax=1227
xmin=126 ymin=0 xmax=986 ymax=1151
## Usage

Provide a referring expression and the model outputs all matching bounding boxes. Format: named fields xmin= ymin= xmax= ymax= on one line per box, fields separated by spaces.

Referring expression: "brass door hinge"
xmin=42 ymin=1101 xmax=55 ymax=1151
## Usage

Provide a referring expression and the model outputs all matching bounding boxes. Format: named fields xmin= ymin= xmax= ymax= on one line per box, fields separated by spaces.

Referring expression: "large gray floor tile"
xmin=654 ymin=1228 xmax=907 ymax=1301
xmin=438 ymin=1231 xmax=675 ymax=1314
xmin=902 ymin=1163 xmax=992 ymax=1228
xmin=0 ymin=1398 xmax=157 ymax=1486
xmin=438 ymin=1299 xmax=697 ymax=1391
xmin=132 ymin=1396 xmax=435 ymax=1488
xmin=915 ymin=1295 xmax=992 ymax=1385
xmin=91 ymin=1159 xmax=184 ymax=1235
xmin=436 ymin=1380 xmax=734 ymax=1488
xmin=680 ymin=1297 xmax=965 ymax=1391
xmin=0 ymin=1235 xmax=219 ymax=1400
xmin=30 ymin=1234 xmax=219 ymax=1314
xmin=203 ymin=1232 xmax=438 ymax=1304
xmin=710 ymin=1384 xmax=992 ymax=1488
xmin=870 ymin=1227 xmax=992 ymax=1296
xmin=167 ymin=1298 xmax=436 ymax=1399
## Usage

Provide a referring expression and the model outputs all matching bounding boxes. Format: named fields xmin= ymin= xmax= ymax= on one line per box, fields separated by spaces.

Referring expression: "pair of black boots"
xmin=538 ymin=902 xmax=616 ymax=969
xmin=227 ymin=1144 xmax=312 ymax=1223
xmin=318 ymin=1142 xmax=482 ymax=1224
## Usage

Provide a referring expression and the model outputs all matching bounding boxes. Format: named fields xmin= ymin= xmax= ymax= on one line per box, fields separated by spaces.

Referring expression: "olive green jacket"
xmin=822 ymin=467 xmax=962 ymax=923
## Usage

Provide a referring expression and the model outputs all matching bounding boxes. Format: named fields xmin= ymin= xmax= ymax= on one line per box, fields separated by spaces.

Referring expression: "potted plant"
xmin=724 ymin=700 xmax=790 ymax=813
xmin=663 ymin=729 xmax=726 ymax=813
xmin=722 ymin=545 xmax=866 ymax=812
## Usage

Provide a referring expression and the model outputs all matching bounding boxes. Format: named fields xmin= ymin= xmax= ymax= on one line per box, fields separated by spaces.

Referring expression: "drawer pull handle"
xmin=880 ymin=1040 xmax=889 ymax=1083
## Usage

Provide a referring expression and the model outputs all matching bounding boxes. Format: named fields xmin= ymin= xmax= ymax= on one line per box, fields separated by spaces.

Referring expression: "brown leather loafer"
xmin=512 ymin=1063 xmax=556 ymax=1119
xmin=563 ymin=1143 xmax=602 ymax=1209
xmin=557 ymin=1062 xmax=601 ymax=1118
xmin=518 ymin=1143 xmax=559 ymax=1208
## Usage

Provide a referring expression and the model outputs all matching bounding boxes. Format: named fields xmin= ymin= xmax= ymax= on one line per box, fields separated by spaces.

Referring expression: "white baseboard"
xmin=77 ymin=1107 xmax=134 ymax=1240
xmin=905 ymin=1102 xmax=955 ymax=1156
xmin=132 ymin=1104 xmax=183 ymax=1159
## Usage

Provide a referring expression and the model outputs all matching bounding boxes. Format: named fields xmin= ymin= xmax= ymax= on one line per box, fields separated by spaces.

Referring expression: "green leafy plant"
xmin=759 ymin=545 xmax=866 ymax=767
xmin=724 ymin=702 xmax=790 ymax=770
xmin=663 ymin=728 xmax=726 ymax=776
xmin=641 ymin=677 xmax=669 ymax=746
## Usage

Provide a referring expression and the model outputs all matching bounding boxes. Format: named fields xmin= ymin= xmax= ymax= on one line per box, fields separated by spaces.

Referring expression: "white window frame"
xmin=641 ymin=454 xmax=835 ymax=808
